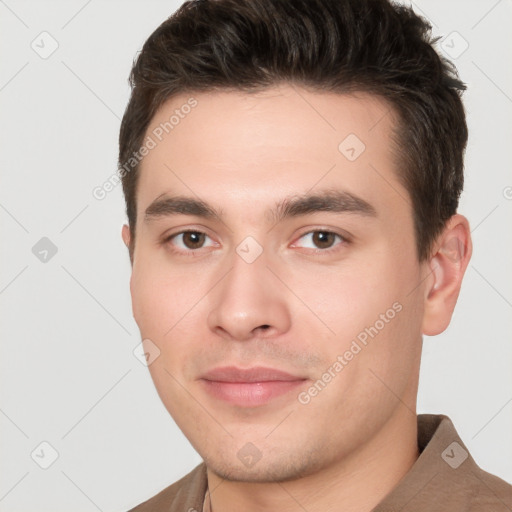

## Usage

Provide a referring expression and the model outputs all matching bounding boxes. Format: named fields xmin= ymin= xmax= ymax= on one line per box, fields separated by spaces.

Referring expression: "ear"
xmin=122 ymin=224 xmax=131 ymax=247
xmin=121 ymin=224 xmax=134 ymax=265
xmin=421 ymin=214 xmax=473 ymax=336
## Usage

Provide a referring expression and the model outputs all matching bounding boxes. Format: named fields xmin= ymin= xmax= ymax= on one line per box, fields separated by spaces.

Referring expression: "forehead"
xmin=136 ymin=85 xmax=410 ymax=223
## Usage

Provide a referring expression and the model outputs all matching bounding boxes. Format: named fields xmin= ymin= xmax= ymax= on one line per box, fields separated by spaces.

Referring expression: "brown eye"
xmin=181 ymin=231 xmax=206 ymax=249
xmin=167 ymin=230 xmax=215 ymax=253
xmin=293 ymin=230 xmax=346 ymax=252
xmin=312 ymin=231 xmax=337 ymax=249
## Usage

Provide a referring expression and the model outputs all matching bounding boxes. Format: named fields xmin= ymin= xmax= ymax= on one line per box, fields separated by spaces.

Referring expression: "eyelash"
xmin=162 ymin=229 xmax=349 ymax=256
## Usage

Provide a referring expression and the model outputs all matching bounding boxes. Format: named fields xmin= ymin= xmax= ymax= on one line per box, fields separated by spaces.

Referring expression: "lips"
xmin=201 ymin=366 xmax=304 ymax=383
xmin=199 ymin=366 xmax=307 ymax=407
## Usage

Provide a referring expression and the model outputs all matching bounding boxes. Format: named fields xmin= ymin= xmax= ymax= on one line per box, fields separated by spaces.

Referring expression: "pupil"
xmin=185 ymin=232 xmax=204 ymax=248
xmin=313 ymin=231 xmax=333 ymax=249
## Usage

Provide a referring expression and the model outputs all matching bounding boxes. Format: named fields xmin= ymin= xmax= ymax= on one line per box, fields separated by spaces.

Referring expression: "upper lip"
xmin=200 ymin=366 xmax=306 ymax=383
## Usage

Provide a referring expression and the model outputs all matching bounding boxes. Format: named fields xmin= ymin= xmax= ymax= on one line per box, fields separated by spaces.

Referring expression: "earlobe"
xmin=421 ymin=214 xmax=472 ymax=336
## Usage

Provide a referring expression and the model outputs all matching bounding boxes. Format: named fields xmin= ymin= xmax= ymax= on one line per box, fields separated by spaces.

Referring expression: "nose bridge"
xmin=207 ymin=242 xmax=291 ymax=340
xmin=229 ymin=242 xmax=270 ymax=299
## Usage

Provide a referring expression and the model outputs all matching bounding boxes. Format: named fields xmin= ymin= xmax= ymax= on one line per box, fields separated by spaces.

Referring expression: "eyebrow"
xmin=144 ymin=189 xmax=377 ymax=224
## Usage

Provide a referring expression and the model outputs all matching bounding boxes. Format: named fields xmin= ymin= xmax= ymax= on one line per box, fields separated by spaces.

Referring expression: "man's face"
xmin=126 ymin=85 xmax=429 ymax=482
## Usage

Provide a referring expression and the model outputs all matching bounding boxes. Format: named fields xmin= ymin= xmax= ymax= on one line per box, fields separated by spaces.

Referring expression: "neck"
xmin=206 ymin=406 xmax=419 ymax=512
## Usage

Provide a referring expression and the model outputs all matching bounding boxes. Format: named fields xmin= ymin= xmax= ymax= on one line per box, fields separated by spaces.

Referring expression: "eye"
xmin=165 ymin=230 xmax=216 ymax=252
xmin=292 ymin=230 xmax=347 ymax=252
xmin=163 ymin=229 xmax=347 ymax=255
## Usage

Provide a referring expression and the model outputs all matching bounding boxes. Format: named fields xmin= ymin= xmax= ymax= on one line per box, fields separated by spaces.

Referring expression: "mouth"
xmin=199 ymin=366 xmax=308 ymax=407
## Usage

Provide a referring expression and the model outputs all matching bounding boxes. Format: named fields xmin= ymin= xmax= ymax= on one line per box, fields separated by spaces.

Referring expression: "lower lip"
xmin=200 ymin=379 xmax=306 ymax=407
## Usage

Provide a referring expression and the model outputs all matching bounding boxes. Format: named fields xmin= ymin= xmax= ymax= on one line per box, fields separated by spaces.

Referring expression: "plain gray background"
xmin=1 ymin=0 xmax=511 ymax=511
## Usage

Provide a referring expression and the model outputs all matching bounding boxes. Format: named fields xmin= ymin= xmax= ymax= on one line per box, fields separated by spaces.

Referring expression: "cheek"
xmin=130 ymin=254 xmax=214 ymax=357
xmin=315 ymin=252 xmax=421 ymax=369
xmin=130 ymin=257 xmax=181 ymax=336
xmin=288 ymin=255 xmax=402 ymax=341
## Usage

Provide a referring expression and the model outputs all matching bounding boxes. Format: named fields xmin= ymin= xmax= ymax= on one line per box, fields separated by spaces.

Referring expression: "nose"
xmin=206 ymin=248 xmax=292 ymax=342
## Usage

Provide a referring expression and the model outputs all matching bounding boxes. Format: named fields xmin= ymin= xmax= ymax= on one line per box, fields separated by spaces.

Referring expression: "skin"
xmin=122 ymin=84 xmax=472 ymax=512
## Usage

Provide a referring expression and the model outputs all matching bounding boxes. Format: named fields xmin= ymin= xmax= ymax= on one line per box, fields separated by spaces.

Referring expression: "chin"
xmin=203 ymin=446 xmax=323 ymax=483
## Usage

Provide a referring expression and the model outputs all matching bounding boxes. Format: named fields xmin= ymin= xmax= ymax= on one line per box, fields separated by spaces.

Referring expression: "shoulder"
xmin=431 ymin=459 xmax=512 ymax=511
xmin=465 ymin=468 xmax=512 ymax=510
xmin=420 ymin=414 xmax=512 ymax=510
xmin=126 ymin=463 xmax=207 ymax=512
xmin=375 ymin=414 xmax=512 ymax=511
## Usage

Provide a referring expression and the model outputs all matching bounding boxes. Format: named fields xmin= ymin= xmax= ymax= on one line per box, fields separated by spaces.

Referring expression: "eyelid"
xmin=297 ymin=227 xmax=350 ymax=239
xmin=162 ymin=228 xmax=218 ymax=252
xmin=290 ymin=228 xmax=351 ymax=253
xmin=161 ymin=224 xmax=215 ymax=241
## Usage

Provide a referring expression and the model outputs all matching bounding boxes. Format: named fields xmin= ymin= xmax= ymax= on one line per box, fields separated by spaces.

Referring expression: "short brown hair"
xmin=119 ymin=0 xmax=467 ymax=262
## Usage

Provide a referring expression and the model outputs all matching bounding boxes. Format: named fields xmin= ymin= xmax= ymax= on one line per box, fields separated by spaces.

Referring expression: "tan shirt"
xmin=127 ymin=414 xmax=512 ymax=511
